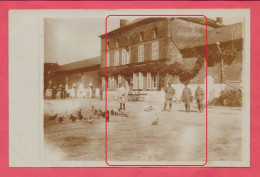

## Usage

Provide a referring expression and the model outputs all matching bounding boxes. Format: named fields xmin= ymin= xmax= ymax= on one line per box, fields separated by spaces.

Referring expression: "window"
xmin=152 ymin=42 xmax=159 ymax=60
xmin=153 ymin=27 xmax=159 ymax=39
xmin=115 ymin=40 xmax=119 ymax=48
xmin=138 ymin=72 xmax=144 ymax=89
xmin=108 ymin=76 xmax=111 ymax=89
xmin=133 ymin=73 xmax=138 ymax=89
xmin=118 ymin=74 xmax=122 ymax=84
xmin=114 ymin=51 xmax=119 ymax=66
xmin=122 ymin=49 xmax=127 ymax=65
xmin=147 ymin=72 xmax=152 ymax=89
xmin=152 ymin=74 xmax=159 ymax=89
xmin=108 ymin=76 xmax=115 ymax=90
xmin=107 ymin=41 xmax=110 ymax=50
xmin=138 ymin=45 xmax=144 ymax=62
xmin=102 ymin=77 xmax=105 ymax=89
xmin=127 ymin=47 xmax=130 ymax=64
xmin=106 ymin=52 xmax=110 ymax=67
xmin=139 ymin=31 xmax=144 ymax=42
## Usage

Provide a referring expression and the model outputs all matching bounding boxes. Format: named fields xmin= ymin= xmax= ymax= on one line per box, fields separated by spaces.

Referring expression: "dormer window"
xmin=115 ymin=40 xmax=119 ymax=48
xmin=139 ymin=31 xmax=144 ymax=42
xmin=153 ymin=27 xmax=159 ymax=39
xmin=107 ymin=41 xmax=110 ymax=50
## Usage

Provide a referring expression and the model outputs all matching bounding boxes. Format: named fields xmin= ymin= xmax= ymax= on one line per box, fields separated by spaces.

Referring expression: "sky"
xmin=44 ymin=17 xmax=243 ymax=65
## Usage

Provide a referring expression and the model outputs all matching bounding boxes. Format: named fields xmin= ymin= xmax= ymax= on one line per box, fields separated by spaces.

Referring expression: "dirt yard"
xmin=44 ymin=98 xmax=242 ymax=162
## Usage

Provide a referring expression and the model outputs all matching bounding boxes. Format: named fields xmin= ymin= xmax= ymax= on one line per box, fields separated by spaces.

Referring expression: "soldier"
xmin=195 ymin=84 xmax=205 ymax=112
xmin=182 ymin=83 xmax=192 ymax=112
xmin=52 ymin=86 xmax=56 ymax=99
xmin=117 ymin=83 xmax=126 ymax=110
xmin=60 ymin=85 xmax=64 ymax=99
xmin=162 ymin=82 xmax=176 ymax=112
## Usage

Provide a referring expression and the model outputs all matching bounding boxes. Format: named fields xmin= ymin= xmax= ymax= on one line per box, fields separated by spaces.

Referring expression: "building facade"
xmin=99 ymin=17 xmax=226 ymax=100
xmin=50 ymin=56 xmax=101 ymax=98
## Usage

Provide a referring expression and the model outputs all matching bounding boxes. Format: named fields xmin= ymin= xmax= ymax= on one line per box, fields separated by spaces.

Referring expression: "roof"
xmin=184 ymin=22 xmax=243 ymax=49
xmin=100 ymin=18 xmax=165 ymax=38
xmin=100 ymin=17 xmax=222 ymax=38
xmin=56 ymin=56 xmax=100 ymax=72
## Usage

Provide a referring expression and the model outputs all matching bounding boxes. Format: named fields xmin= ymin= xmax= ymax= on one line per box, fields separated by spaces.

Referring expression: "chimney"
xmin=216 ymin=17 xmax=223 ymax=24
xmin=120 ymin=19 xmax=129 ymax=27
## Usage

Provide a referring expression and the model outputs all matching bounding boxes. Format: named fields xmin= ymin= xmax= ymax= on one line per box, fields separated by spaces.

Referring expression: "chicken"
xmin=102 ymin=110 xmax=110 ymax=121
xmin=152 ymin=117 xmax=159 ymax=125
xmin=144 ymin=106 xmax=153 ymax=112
xmin=58 ymin=116 xmax=64 ymax=123
xmin=114 ymin=109 xmax=119 ymax=116
xmin=70 ymin=114 xmax=77 ymax=122
xmin=110 ymin=109 xmax=114 ymax=116
xmin=49 ymin=114 xmax=57 ymax=120
xmin=88 ymin=116 xmax=94 ymax=124
xmin=78 ymin=109 xmax=83 ymax=120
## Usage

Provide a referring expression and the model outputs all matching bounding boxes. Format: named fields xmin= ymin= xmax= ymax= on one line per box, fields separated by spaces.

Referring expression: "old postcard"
xmin=9 ymin=9 xmax=250 ymax=167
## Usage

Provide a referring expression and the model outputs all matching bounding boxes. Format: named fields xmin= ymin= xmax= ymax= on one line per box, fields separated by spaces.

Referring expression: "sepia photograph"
xmin=8 ymin=9 xmax=250 ymax=167
xmin=43 ymin=14 xmax=248 ymax=165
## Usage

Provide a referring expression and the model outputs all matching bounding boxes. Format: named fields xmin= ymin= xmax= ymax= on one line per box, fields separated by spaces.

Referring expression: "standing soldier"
xmin=195 ymin=84 xmax=205 ymax=112
xmin=52 ymin=86 xmax=56 ymax=99
xmin=117 ymin=83 xmax=126 ymax=111
xmin=99 ymin=87 xmax=103 ymax=100
xmin=60 ymin=85 xmax=64 ymax=99
xmin=182 ymin=83 xmax=192 ymax=112
xmin=163 ymin=82 xmax=176 ymax=112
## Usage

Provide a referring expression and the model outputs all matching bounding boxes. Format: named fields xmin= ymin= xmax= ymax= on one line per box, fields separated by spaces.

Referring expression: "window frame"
xmin=147 ymin=72 xmax=152 ymax=89
xmin=114 ymin=50 xmax=119 ymax=66
xmin=152 ymin=41 xmax=159 ymax=60
xmin=138 ymin=45 xmax=144 ymax=62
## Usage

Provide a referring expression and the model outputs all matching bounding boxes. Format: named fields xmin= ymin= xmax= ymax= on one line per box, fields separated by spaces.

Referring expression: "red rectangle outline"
xmin=105 ymin=14 xmax=208 ymax=167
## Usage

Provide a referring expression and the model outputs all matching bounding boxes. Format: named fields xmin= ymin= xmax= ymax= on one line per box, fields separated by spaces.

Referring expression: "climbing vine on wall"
xmin=97 ymin=56 xmax=205 ymax=86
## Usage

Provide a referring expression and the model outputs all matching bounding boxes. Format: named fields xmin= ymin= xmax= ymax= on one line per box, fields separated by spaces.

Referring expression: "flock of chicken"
xmin=47 ymin=106 xmax=129 ymax=124
xmin=47 ymin=105 xmax=159 ymax=126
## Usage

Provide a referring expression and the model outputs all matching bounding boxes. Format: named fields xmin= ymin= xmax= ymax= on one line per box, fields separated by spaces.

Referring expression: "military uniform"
xmin=182 ymin=87 xmax=192 ymax=112
xmin=117 ymin=86 xmax=126 ymax=110
xmin=163 ymin=86 xmax=176 ymax=111
xmin=195 ymin=87 xmax=204 ymax=112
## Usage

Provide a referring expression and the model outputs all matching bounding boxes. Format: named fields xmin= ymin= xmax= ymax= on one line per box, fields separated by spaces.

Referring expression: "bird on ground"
xmin=110 ymin=109 xmax=114 ymax=116
xmin=152 ymin=117 xmax=159 ymax=125
xmin=114 ymin=109 xmax=119 ymax=115
xmin=106 ymin=110 xmax=110 ymax=122
xmin=91 ymin=106 xmax=98 ymax=115
xmin=88 ymin=116 xmax=94 ymax=124
xmin=70 ymin=114 xmax=77 ymax=122
xmin=58 ymin=116 xmax=64 ymax=123
xmin=144 ymin=106 xmax=153 ymax=112
xmin=78 ymin=109 xmax=83 ymax=120
xmin=49 ymin=114 xmax=57 ymax=120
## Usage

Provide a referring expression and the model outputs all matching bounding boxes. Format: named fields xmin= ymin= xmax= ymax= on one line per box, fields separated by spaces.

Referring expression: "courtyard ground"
xmin=44 ymin=98 xmax=242 ymax=162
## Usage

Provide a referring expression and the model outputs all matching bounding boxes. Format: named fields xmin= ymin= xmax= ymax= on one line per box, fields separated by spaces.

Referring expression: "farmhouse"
xmin=98 ymin=17 xmax=242 ymax=101
xmin=47 ymin=17 xmax=243 ymax=102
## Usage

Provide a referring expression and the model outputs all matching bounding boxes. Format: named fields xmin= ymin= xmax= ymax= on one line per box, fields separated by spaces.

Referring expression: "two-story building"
xmin=99 ymin=17 xmax=223 ymax=99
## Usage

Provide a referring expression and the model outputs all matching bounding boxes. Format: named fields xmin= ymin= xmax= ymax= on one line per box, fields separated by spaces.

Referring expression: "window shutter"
xmin=107 ymin=53 xmax=110 ymax=67
xmin=152 ymin=42 xmax=159 ymax=60
xmin=102 ymin=77 xmax=105 ymax=89
xmin=138 ymin=45 xmax=144 ymax=62
xmin=127 ymin=47 xmax=131 ymax=64
xmin=139 ymin=72 xmax=143 ymax=89
xmin=118 ymin=74 xmax=122 ymax=84
xmin=133 ymin=73 xmax=138 ymax=89
xmin=114 ymin=51 xmax=119 ymax=66
xmin=122 ymin=49 xmax=126 ymax=65
xmin=147 ymin=72 xmax=151 ymax=89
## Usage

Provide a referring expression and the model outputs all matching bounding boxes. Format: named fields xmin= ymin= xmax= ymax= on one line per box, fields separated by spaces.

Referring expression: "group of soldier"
xmin=163 ymin=82 xmax=205 ymax=113
xmin=115 ymin=82 xmax=205 ymax=113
